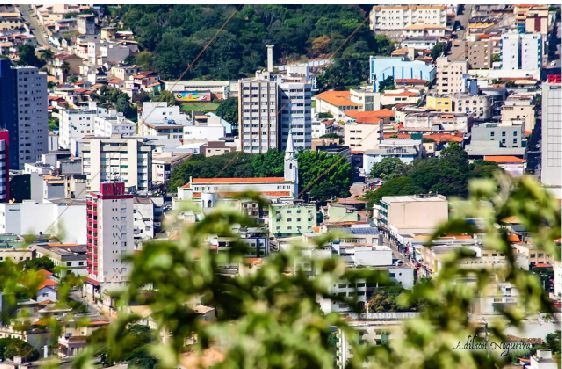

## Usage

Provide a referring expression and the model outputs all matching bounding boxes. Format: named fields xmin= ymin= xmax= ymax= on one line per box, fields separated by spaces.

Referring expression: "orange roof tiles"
xmin=383 ymin=132 xmax=411 ymax=139
xmin=345 ymin=109 xmax=395 ymax=123
xmin=315 ymin=90 xmax=361 ymax=107
xmin=483 ymin=156 xmax=526 ymax=163
xmin=423 ymin=133 xmax=464 ymax=143
xmin=384 ymin=91 xmax=419 ymax=97
xmin=37 ymin=279 xmax=58 ymax=291
xmin=192 ymin=177 xmax=285 ymax=184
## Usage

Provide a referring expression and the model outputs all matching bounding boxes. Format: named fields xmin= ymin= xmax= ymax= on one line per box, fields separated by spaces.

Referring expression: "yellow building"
xmin=425 ymin=95 xmax=452 ymax=112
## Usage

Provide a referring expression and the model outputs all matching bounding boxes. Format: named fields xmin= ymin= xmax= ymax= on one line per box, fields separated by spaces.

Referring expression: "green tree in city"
xmin=369 ymin=157 xmax=410 ymax=180
xmin=151 ymin=90 xmax=176 ymax=106
xmin=0 ymin=338 xmax=40 ymax=362
xmin=297 ymin=150 xmax=352 ymax=201
xmin=378 ymin=76 xmax=395 ymax=92
xmin=363 ymin=176 xmax=423 ymax=207
xmin=17 ymin=45 xmax=45 ymax=68
xmin=430 ymin=42 xmax=446 ymax=61
xmin=21 ymin=256 xmax=55 ymax=272
xmin=251 ymin=149 xmax=285 ymax=177
xmin=215 ymin=97 xmax=238 ymax=125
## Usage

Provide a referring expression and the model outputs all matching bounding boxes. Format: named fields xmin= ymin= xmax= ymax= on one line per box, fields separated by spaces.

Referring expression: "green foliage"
xmin=169 ymin=150 xmax=351 ymax=201
xmin=90 ymin=324 xmax=157 ymax=368
xmin=378 ymin=76 xmax=395 ymax=92
xmin=363 ymin=176 xmax=423 ymax=207
xmin=317 ymin=112 xmax=333 ymax=119
xmin=215 ymin=97 xmax=238 ymax=125
xmin=367 ymin=285 xmax=418 ymax=313
xmin=297 ymin=150 xmax=352 ymax=201
xmin=0 ymin=338 xmax=39 ymax=362
xmin=430 ymin=42 xmax=446 ymax=61
xmin=48 ymin=117 xmax=59 ymax=131
xmin=119 ymin=5 xmax=380 ymax=80
xmin=21 ymin=256 xmax=55 ymax=272
xmin=94 ymin=86 xmax=137 ymax=120
xmin=369 ymin=157 xmax=409 ymax=180
xmin=251 ymin=149 xmax=284 ymax=177
xmin=320 ymin=133 xmax=340 ymax=139
xmin=17 ymin=45 xmax=45 ymax=68
xmin=168 ymin=152 xmax=254 ymax=191
xmin=363 ymin=144 xmax=501 ymax=207
xmin=151 ymin=90 xmax=176 ymax=106
xmin=543 ymin=331 xmax=561 ymax=356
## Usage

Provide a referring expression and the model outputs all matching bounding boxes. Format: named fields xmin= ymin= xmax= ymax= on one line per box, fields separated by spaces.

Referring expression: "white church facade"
xmin=176 ymin=131 xmax=299 ymax=209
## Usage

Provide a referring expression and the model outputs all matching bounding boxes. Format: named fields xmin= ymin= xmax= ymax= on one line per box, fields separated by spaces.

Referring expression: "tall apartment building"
xmin=0 ymin=60 xmax=48 ymax=169
xmin=435 ymin=56 xmax=467 ymax=95
xmin=279 ymin=80 xmax=312 ymax=151
xmin=238 ymin=46 xmax=312 ymax=153
xmin=540 ymin=79 xmax=561 ymax=198
xmin=0 ymin=131 xmax=9 ymax=203
xmin=86 ymin=182 xmax=134 ymax=288
xmin=501 ymin=32 xmax=542 ymax=71
xmin=369 ymin=5 xmax=448 ymax=31
xmin=81 ymin=136 xmax=154 ymax=192
xmin=238 ymin=77 xmax=279 ymax=154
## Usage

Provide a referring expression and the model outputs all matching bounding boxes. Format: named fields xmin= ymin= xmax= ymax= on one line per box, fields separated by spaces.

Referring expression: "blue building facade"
xmin=369 ymin=56 xmax=436 ymax=92
xmin=0 ymin=59 xmax=18 ymax=169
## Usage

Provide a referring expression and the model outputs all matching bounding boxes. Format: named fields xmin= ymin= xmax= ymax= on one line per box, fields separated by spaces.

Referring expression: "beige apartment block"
xmin=435 ymin=56 xmax=467 ymax=95
xmin=377 ymin=195 xmax=448 ymax=234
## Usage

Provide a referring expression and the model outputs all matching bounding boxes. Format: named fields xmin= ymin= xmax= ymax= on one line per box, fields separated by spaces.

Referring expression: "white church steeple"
xmin=284 ymin=129 xmax=298 ymax=197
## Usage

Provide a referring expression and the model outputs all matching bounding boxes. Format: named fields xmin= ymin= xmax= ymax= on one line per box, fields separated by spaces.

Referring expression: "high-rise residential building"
xmin=238 ymin=46 xmax=313 ymax=154
xmin=238 ymin=77 xmax=279 ymax=154
xmin=435 ymin=56 xmax=467 ymax=95
xmin=86 ymin=181 xmax=134 ymax=288
xmin=541 ymin=78 xmax=561 ymax=198
xmin=520 ymin=33 xmax=542 ymax=70
xmin=0 ymin=60 xmax=48 ymax=169
xmin=279 ymin=79 xmax=312 ymax=151
xmin=501 ymin=32 xmax=542 ymax=71
xmin=0 ymin=130 xmax=9 ymax=203
xmin=81 ymin=136 xmax=154 ymax=192
xmin=13 ymin=66 xmax=48 ymax=169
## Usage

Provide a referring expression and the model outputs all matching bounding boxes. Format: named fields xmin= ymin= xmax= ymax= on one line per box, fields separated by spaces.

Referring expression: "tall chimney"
xmin=266 ymin=45 xmax=274 ymax=73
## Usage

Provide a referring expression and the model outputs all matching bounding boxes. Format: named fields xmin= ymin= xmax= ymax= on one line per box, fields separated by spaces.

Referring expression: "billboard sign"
xmin=173 ymin=90 xmax=212 ymax=102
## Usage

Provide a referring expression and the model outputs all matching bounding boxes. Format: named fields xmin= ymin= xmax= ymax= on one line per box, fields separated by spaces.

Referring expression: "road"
xmin=18 ymin=5 xmax=52 ymax=50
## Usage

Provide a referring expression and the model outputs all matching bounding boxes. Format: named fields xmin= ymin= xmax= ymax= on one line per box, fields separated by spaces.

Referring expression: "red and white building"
xmin=176 ymin=132 xmax=299 ymax=208
xmin=85 ymin=182 xmax=134 ymax=290
xmin=0 ymin=130 xmax=8 ymax=203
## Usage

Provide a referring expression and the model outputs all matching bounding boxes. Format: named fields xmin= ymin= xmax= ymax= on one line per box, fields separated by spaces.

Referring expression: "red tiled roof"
xmin=37 ymin=269 xmax=53 ymax=277
xmin=424 ymin=133 xmax=464 ymax=143
xmin=345 ymin=109 xmax=395 ymax=124
xmin=484 ymin=155 xmax=526 ymax=163
xmin=192 ymin=177 xmax=286 ymax=184
xmin=37 ymin=279 xmax=57 ymax=291
xmin=383 ymin=132 xmax=412 ymax=139
xmin=315 ymin=90 xmax=361 ymax=107
xmin=395 ymin=78 xmax=428 ymax=85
